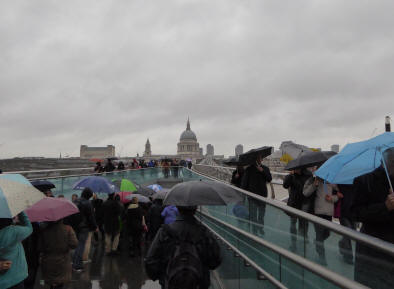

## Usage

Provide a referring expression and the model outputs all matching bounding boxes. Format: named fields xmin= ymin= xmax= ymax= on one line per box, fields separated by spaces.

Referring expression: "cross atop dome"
xmin=186 ymin=117 xmax=191 ymax=130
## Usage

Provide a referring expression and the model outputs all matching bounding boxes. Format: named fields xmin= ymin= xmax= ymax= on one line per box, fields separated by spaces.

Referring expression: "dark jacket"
xmin=283 ymin=170 xmax=312 ymax=209
xmin=102 ymin=199 xmax=123 ymax=235
xmin=75 ymin=198 xmax=97 ymax=233
xmin=147 ymin=202 xmax=163 ymax=239
xmin=241 ymin=165 xmax=272 ymax=197
xmin=126 ymin=204 xmax=144 ymax=232
xmin=91 ymin=198 xmax=104 ymax=226
xmin=231 ymin=169 xmax=244 ymax=188
xmin=350 ymin=167 xmax=394 ymax=289
xmin=337 ymin=184 xmax=356 ymax=219
xmin=351 ymin=167 xmax=394 ymax=243
xmin=39 ymin=222 xmax=78 ymax=285
xmin=144 ymin=215 xmax=222 ymax=289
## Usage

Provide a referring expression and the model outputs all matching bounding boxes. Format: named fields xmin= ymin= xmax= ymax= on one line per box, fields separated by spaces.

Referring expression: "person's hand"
xmin=0 ymin=261 xmax=12 ymax=271
xmin=325 ymin=195 xmax=332 ymax=202
xmin=385 ymin=193 xmax=394 ymax=211
xmin=313 ymin=178 xmax=319 ymax=187
xmin=337 ymin=192 xmax=344 ymax=199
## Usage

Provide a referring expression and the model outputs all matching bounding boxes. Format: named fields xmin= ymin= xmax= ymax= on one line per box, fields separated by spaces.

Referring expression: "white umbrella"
xmin=0 ymin=174 xmax=45 ymax=218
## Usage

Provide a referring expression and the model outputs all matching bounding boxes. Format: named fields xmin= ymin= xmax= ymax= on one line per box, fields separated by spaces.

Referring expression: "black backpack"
xmin=164 ymin=225 xmax=203 ymax=289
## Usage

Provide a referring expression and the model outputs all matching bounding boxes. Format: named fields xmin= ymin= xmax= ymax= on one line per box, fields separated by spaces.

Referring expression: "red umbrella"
xmin=25 ymin=197 xmax=79 ymax=222
xmin=116 ymin=191 xmax=133 ymax=204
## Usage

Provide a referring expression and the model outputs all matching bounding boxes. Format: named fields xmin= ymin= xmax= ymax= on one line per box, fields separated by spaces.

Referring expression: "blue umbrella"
xmin=72 ymin=176 xmax=118 ymax=194
xmin=315 ymin=132 xmax=394 ymax=186
xmin=148 ymin=184 xmax=163 ymax=193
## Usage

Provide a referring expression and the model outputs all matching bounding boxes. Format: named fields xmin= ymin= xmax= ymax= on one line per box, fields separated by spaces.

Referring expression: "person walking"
xmin=241 ymin=154 xmax=272 ymax=235
xmin=303 ymin=174 xmax=338 ymax=265
xmin=147 ymin=199 xmax=164 ymax=241
xmin=102 ymin=193 xmax=123 ymax=255
xmin=336 ymin=184 xmax=357 ymax=264
xmin=126 ymin=197 xmax=146 ymax=257
xmin=161 ymin=205 xmax=179 ymax=225
xmin=0 ymin=212 xmax=32 ymax=289
xmin=350 ymin=147 xmax=394 ymax=289
xmin=72 ymin=188 xmax=97 ymax=272
xmin=91 ymin=193 xmax=105 ymax=243
xmin=39 ymin=220 xmax=78 ymax=289
xmin=283 ymin=168 xmax=312 ymax=250
xmin=145 ymin=206 xmax=222 ymax=289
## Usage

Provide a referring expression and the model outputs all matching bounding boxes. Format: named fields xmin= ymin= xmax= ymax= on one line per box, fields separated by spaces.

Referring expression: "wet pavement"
xmin=34 ymin=238 xmax=161 ymax=289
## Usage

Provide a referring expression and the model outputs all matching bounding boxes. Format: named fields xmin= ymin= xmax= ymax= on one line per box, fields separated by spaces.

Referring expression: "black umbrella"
xmin=136 ymin=187 xmax=156 ymax=197
xmin=223 ymin=157 xmax=239 ymax=166
xmin=238 ymin=146 xmax=273 ymax=166
xmin=163 ymin=180 xmax=243 ymax=206
xmin=285 ymin=150 xmax=335 ymax=171
xmin=30 ymin=180 xmax=56 ymax=192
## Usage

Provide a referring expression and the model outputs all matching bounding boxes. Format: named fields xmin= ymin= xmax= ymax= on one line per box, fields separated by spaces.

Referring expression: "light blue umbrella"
xmin=0 ymin=174 xmax=45 ymax=218
xmin=315 ymin=132 xmax=394 ymax=186
xmin=148 ymin=184 xmax=163 ymax=193
xmin=72 ymin=176 xmax=118 ymax=194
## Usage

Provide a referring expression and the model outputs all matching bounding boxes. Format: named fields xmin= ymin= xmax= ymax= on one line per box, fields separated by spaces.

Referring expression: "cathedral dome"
xmin=180 ymin=130 xmax=197 ymax=141
xmin=180 ymin=118 xmax=197 ymax=141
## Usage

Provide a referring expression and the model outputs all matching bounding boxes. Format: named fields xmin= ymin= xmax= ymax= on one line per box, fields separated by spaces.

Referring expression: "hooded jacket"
xmin=0 ymin=212 xmax=32 ymax=289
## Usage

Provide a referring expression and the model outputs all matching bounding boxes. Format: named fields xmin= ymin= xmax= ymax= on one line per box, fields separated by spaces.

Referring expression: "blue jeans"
xmin=72 ymin=231 xmax=89 ymax=269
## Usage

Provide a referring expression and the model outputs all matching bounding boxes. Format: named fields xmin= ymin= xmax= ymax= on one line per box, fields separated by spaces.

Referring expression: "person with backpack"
xmin=71 ymin=188 xmax=97 ymax=272
xmin=303 ymin=174 xmax=339 ymax=265
xmin=144 ymin=206 xmax=222 ymax=289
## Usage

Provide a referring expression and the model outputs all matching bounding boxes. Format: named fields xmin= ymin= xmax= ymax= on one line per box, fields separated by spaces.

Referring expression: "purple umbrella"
xmin=25 ymin=197 xmax=79 ymax=222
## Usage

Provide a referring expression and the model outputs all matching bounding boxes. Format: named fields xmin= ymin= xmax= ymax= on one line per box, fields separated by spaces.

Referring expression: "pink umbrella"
xmin=116 ymin=191 xmax=133 ymax=204
xmin=25 ymin=197 xmax=79 ymax=222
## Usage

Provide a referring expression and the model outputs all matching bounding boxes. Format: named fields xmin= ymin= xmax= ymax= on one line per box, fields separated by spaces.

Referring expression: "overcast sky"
xmin=0 ymin=0 xmax=393 ymax=159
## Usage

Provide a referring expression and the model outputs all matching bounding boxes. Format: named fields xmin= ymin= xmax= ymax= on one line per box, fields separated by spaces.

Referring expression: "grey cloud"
xmin=0 ymin=0 xmax=393 ymax=158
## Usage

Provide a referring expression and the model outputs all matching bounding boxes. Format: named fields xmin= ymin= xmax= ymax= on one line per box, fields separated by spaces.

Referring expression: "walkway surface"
xmin=34 ymin=238 xmax=161 ymax=289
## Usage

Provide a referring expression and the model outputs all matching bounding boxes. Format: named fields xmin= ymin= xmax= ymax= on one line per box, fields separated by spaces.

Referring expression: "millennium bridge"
xmin=14 ymin=164 xmax=394 ymax=289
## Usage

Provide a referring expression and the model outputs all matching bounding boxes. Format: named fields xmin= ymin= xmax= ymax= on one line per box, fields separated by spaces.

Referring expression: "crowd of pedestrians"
xmin=0 ymin=156 xmax=220 ymax=289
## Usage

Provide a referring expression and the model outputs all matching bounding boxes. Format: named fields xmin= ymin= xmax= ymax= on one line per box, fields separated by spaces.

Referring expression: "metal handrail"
xmin=189 ymin=167 xmax=394 ymax=257
xmin=201 ymin=218 xmax=288 ymax=289
xmin=191 ymin=165 xmax=283 ymax=185
xmin=199 ymin=211 xmax=369 ymax=289
xmin=194 ymin=163 xmax=288 ymax=176
xmin=7 ymin=167 xmax=94 ymax=174
xmin=26 ymin=166 xmax=185 ymax=181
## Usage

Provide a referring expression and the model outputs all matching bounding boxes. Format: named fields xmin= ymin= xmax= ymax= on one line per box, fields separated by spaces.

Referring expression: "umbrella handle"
xmin=381 ymin=149 xmax=394 ymax=193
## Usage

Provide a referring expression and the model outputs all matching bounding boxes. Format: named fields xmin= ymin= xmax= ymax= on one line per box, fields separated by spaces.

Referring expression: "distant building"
xmin=331 ymin=144 xmax=340 ymax=153
xmin=206 ymin=144 xmax=214 ymax=156
xmin=278 ymin=141 xmax=309 ymax=159
xmin=80 ymin=145 xmax=115 ymax=159
xmin=144 ymin=139 xmax=152 ymax=157
xmin=235 ymin=144 xmax=243 ymax=157
xmin=199 ymin=148 xmax=203 ymax=156
xmin=177 ymin=118 xmax=201 ymax=161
